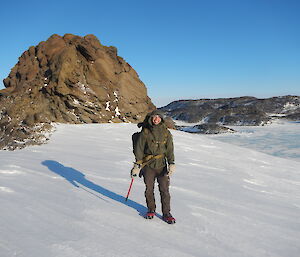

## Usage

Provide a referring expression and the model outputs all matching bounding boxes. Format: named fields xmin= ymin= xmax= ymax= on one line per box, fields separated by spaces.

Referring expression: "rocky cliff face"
xmin=0 ymin=34 xmax=155 ymax=150
xmin=160 ymin=96 xmax=300 ymax=133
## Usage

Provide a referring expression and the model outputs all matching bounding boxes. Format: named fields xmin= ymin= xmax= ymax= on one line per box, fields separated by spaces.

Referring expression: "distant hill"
xmin=159 ymin=96 xmax=300 ymax=134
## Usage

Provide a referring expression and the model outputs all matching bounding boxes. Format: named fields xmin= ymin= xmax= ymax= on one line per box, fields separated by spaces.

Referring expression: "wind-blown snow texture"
xmin=0 ymin=123 xmax=299 ymax=257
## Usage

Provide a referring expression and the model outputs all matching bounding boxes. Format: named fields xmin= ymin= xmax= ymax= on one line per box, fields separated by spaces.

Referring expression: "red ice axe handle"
xmin=125 ymin=178 xmax=134 ymax=202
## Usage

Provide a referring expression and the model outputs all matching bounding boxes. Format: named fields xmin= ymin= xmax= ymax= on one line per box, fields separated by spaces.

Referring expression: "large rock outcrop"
xmin=0 ymin=34 xmax=155 ymax=150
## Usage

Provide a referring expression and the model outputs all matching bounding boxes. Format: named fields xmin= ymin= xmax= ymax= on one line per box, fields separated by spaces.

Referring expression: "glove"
xmin=131 ymin=163 xmax=141 ymax=178
xmin=167 ymin=164 xmax=175 ymax=176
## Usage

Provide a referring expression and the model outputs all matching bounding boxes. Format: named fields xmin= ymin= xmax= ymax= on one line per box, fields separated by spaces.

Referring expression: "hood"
xmin=138 ymin=110 xmax=165 ymax=128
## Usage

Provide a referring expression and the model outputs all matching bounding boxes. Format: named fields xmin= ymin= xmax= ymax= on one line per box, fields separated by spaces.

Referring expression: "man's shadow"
xmin=42 ymin=160 xmax=148 ymax=216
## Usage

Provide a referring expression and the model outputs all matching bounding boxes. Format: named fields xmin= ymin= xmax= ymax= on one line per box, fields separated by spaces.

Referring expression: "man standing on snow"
xmin=131 ymin=110 xmax=176 ymax=224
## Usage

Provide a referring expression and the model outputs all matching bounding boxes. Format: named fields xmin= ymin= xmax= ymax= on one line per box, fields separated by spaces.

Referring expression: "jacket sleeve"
xmin=134 ymin=131 xmax=146 ymax=163
xmin=166 ymin=131 xmax=175 ymax=164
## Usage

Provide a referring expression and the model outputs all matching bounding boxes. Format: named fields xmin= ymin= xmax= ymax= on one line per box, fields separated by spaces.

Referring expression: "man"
xmin=131 ymin=110 xmax=176 ymax=224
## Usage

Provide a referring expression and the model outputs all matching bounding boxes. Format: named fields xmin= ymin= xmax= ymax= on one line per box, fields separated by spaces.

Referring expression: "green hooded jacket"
xmin=134 ymin=110 xmax=175 ymax=169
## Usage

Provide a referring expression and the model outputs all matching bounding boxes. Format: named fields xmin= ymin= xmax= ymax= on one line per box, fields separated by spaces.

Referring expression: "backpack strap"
xmin=135 ymin=154 xmax=165 ymax=169
xmin=142 ymin=127 xmax=149 ymax=134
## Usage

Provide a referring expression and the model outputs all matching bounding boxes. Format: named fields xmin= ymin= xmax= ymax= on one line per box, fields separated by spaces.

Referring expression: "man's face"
xmin=152 ymin=115 xmax=162 ymax=125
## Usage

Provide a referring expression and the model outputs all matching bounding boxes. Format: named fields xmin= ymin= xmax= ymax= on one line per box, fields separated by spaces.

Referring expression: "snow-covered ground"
xmin=211 ymin=121 xmax=300 ymax=162
xmin=1 ymin=123 xmax=300 ymax=257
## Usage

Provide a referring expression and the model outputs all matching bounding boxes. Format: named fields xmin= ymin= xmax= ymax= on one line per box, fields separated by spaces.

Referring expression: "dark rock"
xmin=283 ymin=112 xmax=300 ymax=121
xmin=164 ymin=116 xmax=176 ymax=129
xmin=178 ymin=123 xmax=235 ymax=134
xmin=160 ymin=96 xmax=300 ymax=126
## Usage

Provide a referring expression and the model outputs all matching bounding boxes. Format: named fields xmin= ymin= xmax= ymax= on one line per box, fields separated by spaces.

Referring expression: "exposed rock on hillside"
xmin=160 ymin=96 xmax=300 ymax=126
xmin=0 ymin=34 xmax=155 ymax=150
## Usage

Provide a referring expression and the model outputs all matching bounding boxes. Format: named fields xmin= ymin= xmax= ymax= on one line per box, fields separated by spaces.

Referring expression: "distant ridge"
xmin=160 ymin=95 xmax=300 ymax=134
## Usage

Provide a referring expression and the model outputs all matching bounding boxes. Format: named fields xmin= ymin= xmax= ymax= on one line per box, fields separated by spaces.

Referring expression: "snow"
xmin=174 ymin=120 xmax=201 ymax=126
xmin=283 ymin=102 xmax=300 ymax=112
xmin=267 ymin=113 xmax=287 ymax=117
xmin=113 ymin=91 xmax=119 ymax=103
xmin=180 ymin=126 xmax=200 ymax=133
xmin=105 ymin=101 xmax=110 ymax=111
xmin=212 ymin=121 xmax=300 ymax=161
xmin=73 ymin=99 xmax=80 ymax=105
xmin=76 ymin=82 xmax=87 ymax=94
xmin=75 ymin=82 xmax=95 ymax=95
xmin=0 ymin=123 xmax=300 ymax=257
xmin=0 ymin=186 xmax=14 ymax=193
xmin=115 ymin=106 xmax=121 ymax=116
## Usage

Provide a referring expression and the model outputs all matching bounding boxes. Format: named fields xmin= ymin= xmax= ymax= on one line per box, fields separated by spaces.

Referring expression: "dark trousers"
xmin=143 ymin=166 xmax=171 ymax=215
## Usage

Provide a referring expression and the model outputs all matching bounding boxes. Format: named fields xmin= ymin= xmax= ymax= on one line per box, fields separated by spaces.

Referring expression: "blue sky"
xmin=1 ymin=0 xmax=299 ymax=106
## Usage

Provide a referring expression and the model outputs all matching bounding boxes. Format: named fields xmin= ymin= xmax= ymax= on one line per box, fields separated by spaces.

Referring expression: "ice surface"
xmin=212 ymin=121 xmax=300 ymax=161
xmin=0 ymin=123 xmax=299 ymax=257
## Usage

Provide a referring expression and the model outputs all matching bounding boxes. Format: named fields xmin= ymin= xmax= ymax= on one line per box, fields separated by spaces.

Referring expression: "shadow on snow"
xmin=42 ymin=160 xmax=147 ymax=217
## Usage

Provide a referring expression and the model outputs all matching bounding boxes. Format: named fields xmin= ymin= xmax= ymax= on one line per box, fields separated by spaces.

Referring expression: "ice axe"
xmin=125 ymin=178 xmax=134 ymax=202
